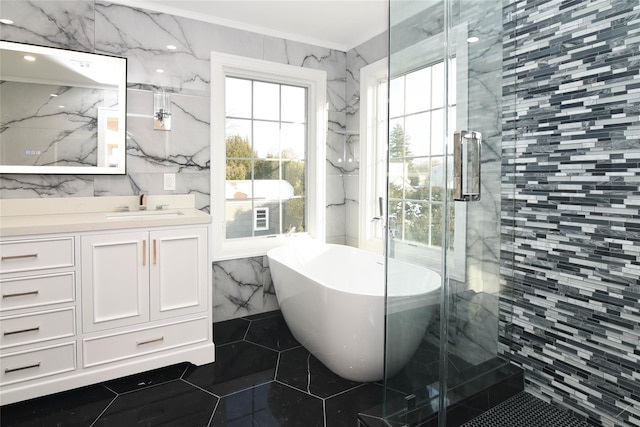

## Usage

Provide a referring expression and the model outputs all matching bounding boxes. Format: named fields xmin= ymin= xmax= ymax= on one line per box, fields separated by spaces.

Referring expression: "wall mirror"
xmin=0 ymin=41 xmax=127 ymax=174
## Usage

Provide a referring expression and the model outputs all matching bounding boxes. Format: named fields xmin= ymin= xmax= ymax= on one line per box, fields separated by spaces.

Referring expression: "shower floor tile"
xmin=460 ymin=391 xmax=591 ymax=427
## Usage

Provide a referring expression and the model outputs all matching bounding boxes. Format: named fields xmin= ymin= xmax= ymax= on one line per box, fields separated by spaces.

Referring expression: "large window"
xmin=211 ymin=53 xmax=327 ymax=260
xmin=224 ymin=77 xmax=307 ymax=239
xmin=388 ymin=59 xmax=456 ymax=248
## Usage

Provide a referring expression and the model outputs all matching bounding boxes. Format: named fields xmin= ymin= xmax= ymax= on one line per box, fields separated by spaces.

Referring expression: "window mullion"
xmin=250 ymin=80 xmax=256 ymax=238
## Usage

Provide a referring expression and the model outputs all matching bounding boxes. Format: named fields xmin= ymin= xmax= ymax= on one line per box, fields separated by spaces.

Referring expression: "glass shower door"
xmin=442 ymin=0 xmax=515 ymax=423
xmin=384 ymin=0 xmax=448 ymax=424
xmin=384 ymin=0 xmax=511 ymax=425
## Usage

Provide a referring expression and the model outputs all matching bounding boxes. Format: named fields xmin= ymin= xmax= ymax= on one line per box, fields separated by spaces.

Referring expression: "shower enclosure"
xmin=380 ymin=0 xmax=520 ymax=425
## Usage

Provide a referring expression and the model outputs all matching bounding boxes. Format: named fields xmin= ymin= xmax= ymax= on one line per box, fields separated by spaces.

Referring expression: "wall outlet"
xmin=163 ymin=173 xmax=176 ymax=191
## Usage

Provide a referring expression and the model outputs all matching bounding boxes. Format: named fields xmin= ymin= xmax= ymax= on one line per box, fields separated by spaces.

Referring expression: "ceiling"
xmin=113 ymin=0 xmax=388 ymax=52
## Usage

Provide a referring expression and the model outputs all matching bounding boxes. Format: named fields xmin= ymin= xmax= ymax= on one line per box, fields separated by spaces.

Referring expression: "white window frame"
xmin=359 ymin=26 xmax=469 ymax=281
xmin=211 ymin=52 xmax=327 ymax=261
xmin=359 ymin=58 xmax=388 ymax=254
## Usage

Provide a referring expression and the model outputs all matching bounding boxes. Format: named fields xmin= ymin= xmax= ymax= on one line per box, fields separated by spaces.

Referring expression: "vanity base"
xmin=1 ymin=341 xmax=214 ymax=406
xmin=0 ymin=196 xmax=214 ymax=407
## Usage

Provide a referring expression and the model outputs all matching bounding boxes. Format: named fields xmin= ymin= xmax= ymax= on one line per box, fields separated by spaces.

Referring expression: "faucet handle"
xmin=155 ymin=204 xmax=170 ymax=211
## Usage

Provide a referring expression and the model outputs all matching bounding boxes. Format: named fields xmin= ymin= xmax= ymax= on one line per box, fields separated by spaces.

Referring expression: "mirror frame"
xmin=0 ymin=41 xmax=128 ymax=175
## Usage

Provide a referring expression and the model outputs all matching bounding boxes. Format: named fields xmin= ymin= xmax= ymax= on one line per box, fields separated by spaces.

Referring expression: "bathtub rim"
xmin=267 ymin=241 xmax=441 ymax=298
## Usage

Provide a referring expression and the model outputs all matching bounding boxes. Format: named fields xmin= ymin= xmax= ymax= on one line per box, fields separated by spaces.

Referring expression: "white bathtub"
xmin=267 ymin=239 xmax=441 ymax=382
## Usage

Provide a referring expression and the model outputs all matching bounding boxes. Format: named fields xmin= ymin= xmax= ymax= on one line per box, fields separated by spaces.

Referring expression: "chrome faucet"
xmin=139 ymin=194 xmax=147 ymax=210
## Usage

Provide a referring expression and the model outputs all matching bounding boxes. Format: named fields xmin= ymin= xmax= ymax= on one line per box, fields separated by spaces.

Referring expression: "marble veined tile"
xmin=245 ymin=313 xmax=300 ymax=352
xmin=94 ymin=380 xmax=218 ymax=427
xmin=263 ymin=37 xmax=347 ymax=114
xmin=209 ymin=381 xmax=324 ymax=427
xmin=213 ymin=257 xmax=274 ymax=322
xmin=0 ymin=175 xmax=94 ymax=199
xmin=0 ymin=382 xmax=115 ymax=427
xmin=183 ymin=341 xmax=278 ymax=397
xmin=95 ymin=1 xmax=263 ymax=95
xmin=124 ymin=90 xmax=209 ymax=174
xmin=276 ymin=346 xmax=361 ymax=398
xmin=0 ymin=0 xmax=95 ymax=51
xmin=327 ymin=112 xmax=348 ymax=175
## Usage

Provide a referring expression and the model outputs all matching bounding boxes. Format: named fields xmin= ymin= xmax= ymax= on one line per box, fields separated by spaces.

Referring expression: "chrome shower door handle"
xmin=454 ymin=130 xmax=481 ymax=201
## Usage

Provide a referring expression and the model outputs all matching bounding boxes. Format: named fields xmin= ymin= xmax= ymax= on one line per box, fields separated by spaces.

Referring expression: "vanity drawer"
xmin=83 ymin=316 xmax=209 ymax=368
xmin=1 ymin=342 xmax=76 ymax=386
xmin=0 ymin=272 xmax=75 ymax=312
xmin=0 ymin=238 xmax=74 ymax=274
xmin=0 ymin=308 xmax=75 ymax=349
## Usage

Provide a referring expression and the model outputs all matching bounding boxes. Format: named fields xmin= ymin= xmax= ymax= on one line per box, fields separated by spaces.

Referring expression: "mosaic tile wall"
xmin=500 ymin=0 xmax=640 ymax=426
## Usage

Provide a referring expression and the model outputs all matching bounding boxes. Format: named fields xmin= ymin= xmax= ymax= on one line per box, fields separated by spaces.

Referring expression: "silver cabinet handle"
xmin=4 ymin=326 xmax=40 ymax=336
xmin=454 ymin=130 xmax=481 ymax=201
xmin=1 ymin=253 xmax=38 ymax=261
xmin=137 ymin=336 xmax=164 ymax=346
xmin=4 ymin=362 xmax=41 ymax=373
xmin=3 ymin=290 xmax=39 ymax=298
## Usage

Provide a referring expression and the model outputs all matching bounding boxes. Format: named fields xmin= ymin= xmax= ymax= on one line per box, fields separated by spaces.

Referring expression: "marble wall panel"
xmin=212 ymin=256 xmax=276 ymax=322
xmin=0 ymin=0 xmax=95 ymax=50
xmin=344 ymin=32 xmax=387 ymax=247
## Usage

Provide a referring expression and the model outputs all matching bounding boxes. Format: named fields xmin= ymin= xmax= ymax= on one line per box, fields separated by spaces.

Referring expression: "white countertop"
xmin=0 ymin=195 xmax=211 ymax=237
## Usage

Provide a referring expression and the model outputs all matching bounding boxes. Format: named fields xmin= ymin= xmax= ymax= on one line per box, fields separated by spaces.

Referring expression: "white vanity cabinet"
xmin=0 ymin=197 xmax=214 ymax=406
xmin=81 ymin=231 xmax=149 ymax=331
xmin=81 ymin=226 xmax=209 ymax=331
xmin=0 ymin=236 xmax=78 ymax=395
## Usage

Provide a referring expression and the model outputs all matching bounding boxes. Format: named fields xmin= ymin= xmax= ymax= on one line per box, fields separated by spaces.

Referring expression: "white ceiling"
xmin=114 ymin=0 xmax=388 ymax=52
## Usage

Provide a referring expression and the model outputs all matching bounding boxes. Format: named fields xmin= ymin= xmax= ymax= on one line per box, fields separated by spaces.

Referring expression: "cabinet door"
xmin=149 ymin=227 xmax=208 ymax=320
xmin=81 ymin=232 xmax=150 ymax=332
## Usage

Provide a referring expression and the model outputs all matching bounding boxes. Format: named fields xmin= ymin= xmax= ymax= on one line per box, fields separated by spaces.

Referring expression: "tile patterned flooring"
xmin=0 ymin=311 xmax=386 ymax=427
xmin=460 ymin=391 xmax=591 ymax=427
xmin=0 ymin=310 xmax=591 ymax=427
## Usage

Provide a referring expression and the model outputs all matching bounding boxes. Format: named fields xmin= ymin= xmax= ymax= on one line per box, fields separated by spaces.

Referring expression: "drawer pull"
xmin=2 ymin=290 xmax=39 ymax=298
xmin=153 ymin=240 xmax=157 ymax=265
xmin=4 ymin=362 xmax=41 ymax=374
xmin=1 ymin=254 xmax=38 ymax=261
xmin=4 ymin=326 xmax=40 ymax=336
xmin=143 ymin=240 xmax=147 ymax=266
xmin=137 ymin=336 xmax=164 ymax=346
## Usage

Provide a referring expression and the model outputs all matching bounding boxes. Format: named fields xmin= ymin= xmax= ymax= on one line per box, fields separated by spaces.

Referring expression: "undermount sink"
xmin=105 ymin=209 xmax=184 ymax=219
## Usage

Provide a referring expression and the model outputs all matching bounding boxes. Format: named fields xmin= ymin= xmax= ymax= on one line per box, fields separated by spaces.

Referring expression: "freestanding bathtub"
xmin=267 ymin=238 xmax=441 ymax=382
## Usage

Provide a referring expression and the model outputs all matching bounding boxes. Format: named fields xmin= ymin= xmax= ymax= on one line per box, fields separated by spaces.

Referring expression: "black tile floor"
xmin=0 ymin=311 xmax=386 ymax=427
xmin=1 ymin=310 xmax=587 ymax=427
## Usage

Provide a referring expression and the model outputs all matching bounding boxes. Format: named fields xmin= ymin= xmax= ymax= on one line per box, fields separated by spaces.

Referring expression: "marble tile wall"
xmin=345 ymin=32 xmax=388 ymax=247
xmin=500 ymin=0 xmax=640 ymax=425
xmin=0 ymin=0 xmax=351 ymax=321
